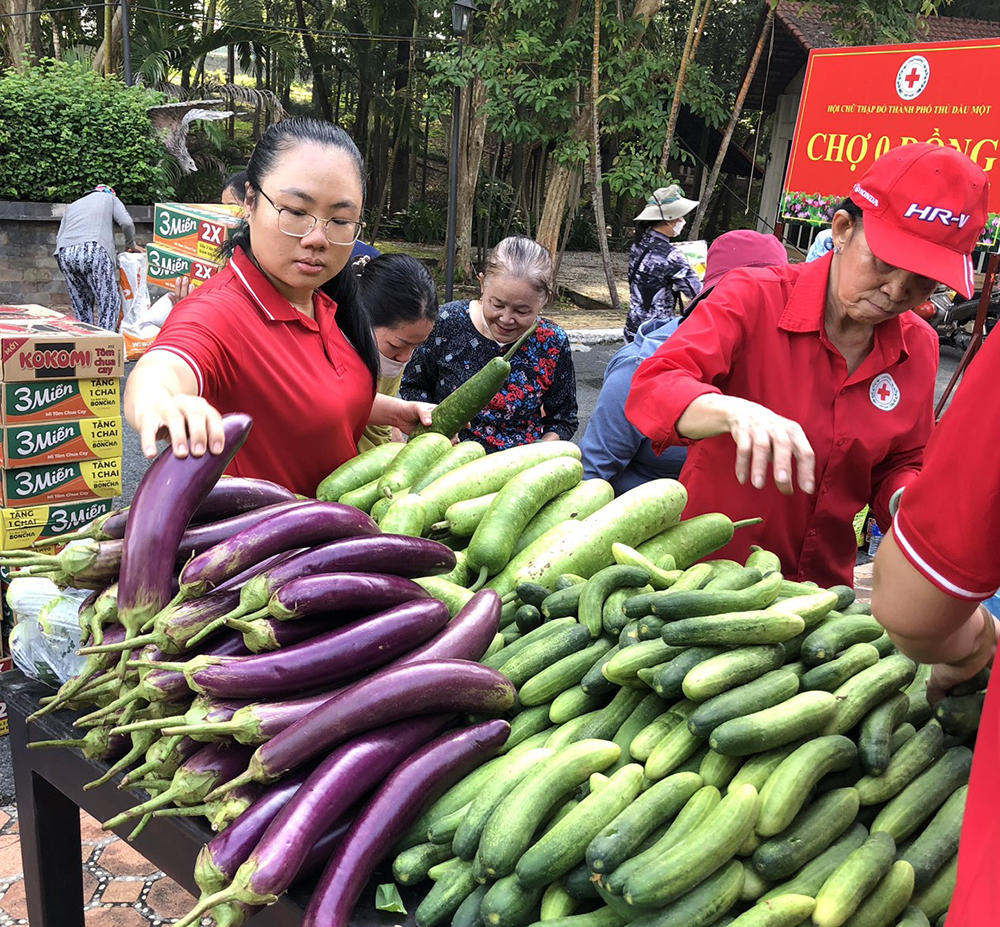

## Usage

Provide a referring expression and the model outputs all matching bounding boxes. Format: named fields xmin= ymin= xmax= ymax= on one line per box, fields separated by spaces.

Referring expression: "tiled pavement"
xmin=0 ymin=804 xmax=211 ymax=926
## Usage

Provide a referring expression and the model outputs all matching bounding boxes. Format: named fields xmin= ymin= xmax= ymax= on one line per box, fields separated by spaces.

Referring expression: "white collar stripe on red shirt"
xmin=229 ymin=256 xmax=277 ymax=322
xmin=892 ymin=513 xmax=997 ymax=600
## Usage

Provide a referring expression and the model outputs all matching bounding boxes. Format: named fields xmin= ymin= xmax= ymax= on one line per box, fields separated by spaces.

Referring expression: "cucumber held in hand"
xmin=410 ymin=324 xmax=538 ymax=440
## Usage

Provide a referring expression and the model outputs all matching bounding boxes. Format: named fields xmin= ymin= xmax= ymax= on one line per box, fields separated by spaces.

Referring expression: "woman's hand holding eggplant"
xmin=139 ymin=393 xmax=227 ymax=461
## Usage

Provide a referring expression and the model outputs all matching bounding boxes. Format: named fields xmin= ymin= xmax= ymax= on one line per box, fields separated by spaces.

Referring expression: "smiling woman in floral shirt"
xmin=401 ymin=236 xmax=578 ymax=452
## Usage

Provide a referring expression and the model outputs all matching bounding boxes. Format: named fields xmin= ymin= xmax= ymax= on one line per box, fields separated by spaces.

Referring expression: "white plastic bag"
xmin=118 ymin=251 xmax=151 ymax=331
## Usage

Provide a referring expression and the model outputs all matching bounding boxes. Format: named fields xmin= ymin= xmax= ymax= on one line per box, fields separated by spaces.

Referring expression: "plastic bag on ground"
xmin=7 ymin=577 xmax=91 ymax=686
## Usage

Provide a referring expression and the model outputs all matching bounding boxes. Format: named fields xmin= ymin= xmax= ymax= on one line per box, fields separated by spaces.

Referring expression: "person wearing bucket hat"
xmin=627 ymin=142 xmax=989 ymax=587
xmin=580 ymin=230 xmax=788 ymax=494
xmin=625 ymin=184 xmax=703 ymax=342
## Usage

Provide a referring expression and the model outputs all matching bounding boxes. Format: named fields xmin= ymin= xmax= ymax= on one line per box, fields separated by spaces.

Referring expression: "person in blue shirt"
xmin=580 ymin=230 xmax=789 ymax=494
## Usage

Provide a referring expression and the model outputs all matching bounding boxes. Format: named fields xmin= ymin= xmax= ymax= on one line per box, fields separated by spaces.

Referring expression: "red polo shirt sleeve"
xmin=893 ymin=327 xmax=1000 ymax=600
xmin=625 ymin=269 xmax=756 ymax=450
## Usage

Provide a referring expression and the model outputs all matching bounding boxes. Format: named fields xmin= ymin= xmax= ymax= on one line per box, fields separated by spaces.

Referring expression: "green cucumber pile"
xmin=388 ymin=541 xmax=983 ymax=927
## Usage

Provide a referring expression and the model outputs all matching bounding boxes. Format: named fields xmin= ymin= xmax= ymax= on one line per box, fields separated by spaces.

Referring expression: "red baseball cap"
xmin=849 ymin=142 xmax=989 ymax=298
xmin=702 ymin=230 xmax=789 ymax=290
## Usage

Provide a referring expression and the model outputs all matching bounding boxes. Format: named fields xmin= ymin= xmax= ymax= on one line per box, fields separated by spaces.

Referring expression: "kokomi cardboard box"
xmin=1 ymin=457 xmax=122 ymax=507
xmin=0 ymin=306 xmax=124 ymax=382
xmin=153 ymin=203 xmax=242 ymax=262
xmin=0 ymin=416 xmax=123 ymax=468
xmin=146 ymin=242 xmax=224 ymax=291
xmin=1 ymin=378 xmax=121 ymax=425
xmin=0 ymin=654 xmax=11 ymax=736
xmin=0 ymin=497 xmax=114 ymax=550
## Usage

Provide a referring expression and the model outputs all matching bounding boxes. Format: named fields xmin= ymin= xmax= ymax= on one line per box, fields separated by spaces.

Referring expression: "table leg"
xmin=9 ymin=705 xmax=86 ymax=927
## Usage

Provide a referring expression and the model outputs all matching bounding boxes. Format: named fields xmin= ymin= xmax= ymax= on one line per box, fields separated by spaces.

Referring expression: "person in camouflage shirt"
xmin=625 ymin=184 xmax=703 ymax=342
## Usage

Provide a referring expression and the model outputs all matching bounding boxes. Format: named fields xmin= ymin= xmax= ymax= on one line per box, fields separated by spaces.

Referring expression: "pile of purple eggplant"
xmin=10 ymin=415 xmax=516 ymax=927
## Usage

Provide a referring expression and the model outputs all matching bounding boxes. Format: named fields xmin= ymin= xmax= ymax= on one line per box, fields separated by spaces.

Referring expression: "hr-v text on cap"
xmin=849 ymin=142 xmax=989 ymax=298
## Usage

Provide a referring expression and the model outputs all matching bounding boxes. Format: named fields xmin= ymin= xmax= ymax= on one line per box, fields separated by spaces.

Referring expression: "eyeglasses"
xmin=256 ymin=187 xmax=365 ymax=246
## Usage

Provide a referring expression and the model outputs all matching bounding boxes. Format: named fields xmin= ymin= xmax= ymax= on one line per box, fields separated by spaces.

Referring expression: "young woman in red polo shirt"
xmin=124 ymin=119 xmax=433 ymax=497
xmin=625 ymin=143 xmax=988 ymax=587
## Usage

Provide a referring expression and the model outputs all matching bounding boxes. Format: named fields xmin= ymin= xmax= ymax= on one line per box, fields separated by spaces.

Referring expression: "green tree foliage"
xmin=806 ymin=0 xmax=955 ymax=44
xmin=0 ymin=58 xmax=170 ymax=201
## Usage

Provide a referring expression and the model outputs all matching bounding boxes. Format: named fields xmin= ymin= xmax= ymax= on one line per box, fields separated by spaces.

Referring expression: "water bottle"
xmin=867 ymin=522 xmax=884 ymax=557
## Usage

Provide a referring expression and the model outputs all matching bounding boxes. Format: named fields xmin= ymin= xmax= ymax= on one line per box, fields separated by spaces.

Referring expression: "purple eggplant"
xmin=210 ymin=660 xmax=516 ymax=796
xmin=219 ymin=535 xmax=458 ymax=625
xmin=117 ymin=414 xmax=252 ymax=644
xmin=227 ymin=613 xmax=359 ymax=654
xmin=302 ymin=720 xmax=509 ymax=927
xmin=395 ymin=589 xmax=501 ymax=666
xmin=103 ymin=741 xmax=256 ymax=829
xmin=172 ymin=716 xmax=455 ymax=927
xmin=154 ymin=599 xmax=451 ymax=700
xmin=29 ymin=724 xmax=132 ymax=762
xmin=120 ymin=733 xmax=201 ymax=787
xmin=178 ymin=502 xmax=380 ymax=600
xmin=266 ymin=572 xmax=430 ymax=621
xmin=114 ymin=693 xmax=251 ymax=740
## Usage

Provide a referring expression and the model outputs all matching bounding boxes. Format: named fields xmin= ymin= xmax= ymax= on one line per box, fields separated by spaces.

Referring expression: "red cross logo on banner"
xmin=870 ymin=374 xmax=901 ymax=411
xmin=903 ymin=68 xmax=922 ymax=88
xmin=896 ymin=55 xmax=930 ymax=101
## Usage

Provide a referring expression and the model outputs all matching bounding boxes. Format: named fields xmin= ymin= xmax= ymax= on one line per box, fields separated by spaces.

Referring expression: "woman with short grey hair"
xmin=401 ymin=235 xmax=578 ymax=452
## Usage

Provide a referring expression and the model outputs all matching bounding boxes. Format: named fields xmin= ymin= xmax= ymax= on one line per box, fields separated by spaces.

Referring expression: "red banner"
xmin=782 ymin=38 xmax=1000 ymax=248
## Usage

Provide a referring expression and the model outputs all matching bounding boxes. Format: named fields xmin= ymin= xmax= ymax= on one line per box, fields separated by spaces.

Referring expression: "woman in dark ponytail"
xmin=125 ymin=118 xmax=434 ymax=497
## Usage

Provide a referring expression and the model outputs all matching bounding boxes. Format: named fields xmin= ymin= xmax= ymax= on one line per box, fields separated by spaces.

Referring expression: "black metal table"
xmin=3 ymin=670 xmax=420 ymax=927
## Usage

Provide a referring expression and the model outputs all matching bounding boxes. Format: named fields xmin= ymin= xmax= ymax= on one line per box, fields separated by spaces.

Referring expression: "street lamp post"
xmin=445 ymin=0 xmax=477 ymax=302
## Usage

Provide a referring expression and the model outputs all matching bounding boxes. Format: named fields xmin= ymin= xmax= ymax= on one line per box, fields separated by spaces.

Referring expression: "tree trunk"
xmin=196 ymin=0 xmax=217 ymax=86
xmin=455 ymin=74 xmax=489 ymax=281
xmin=689 ymin=3 xmax=774 ymax=239
xmin=658 ymin=0 xmax=703 ymax=176
xmin=293 ymin=0 xmax=332 ymax=120
xmin=536 ymin=158 xmax=580 ymax=257
xmin=91 ymin=4 xmax=122 ymax=75
xmin=590 ymin=0 xmax=621 ymax=313
xmin=4 ymin=0 xmax=43 ymax=66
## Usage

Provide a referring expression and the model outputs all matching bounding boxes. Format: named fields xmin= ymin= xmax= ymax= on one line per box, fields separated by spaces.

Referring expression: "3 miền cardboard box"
xmin=153 ymin=203 xmax=242 ymax=262
xmin=0 ymin=306 xmax=124 ymax=381
xmin=1 ymin=457 xmax=122 ymax=507
xmin=146 ymin=242 xmax=224 ymax=291
xmin=0 ymin=497 xmax=114 ymax=550
xmin=0 ymin=416 xmax=122 ymax=469
xmin=0 ymin=378 xmax=121 ymax=425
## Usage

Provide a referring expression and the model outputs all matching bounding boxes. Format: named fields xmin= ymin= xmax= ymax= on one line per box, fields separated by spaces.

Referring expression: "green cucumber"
xmin=545 ymin=713 xmax=603 ymax=751
xmin=871 ymin=631 xmax=897 ymax=658
xmin=578 ymin=565 xmax=651 ymax=638
xmin=370 ymin=495 xmax=394 ymax=523
xmin=445 ymin=493 xmax=500 ymax=537
xmin=556 ymin=574 xmax=587 ymax=590
xmin=688 ymin=668 xmax=801 ymax=738
xmin=859 ymin=692 xmax=911 ymax=776
xmin=909 ymin=855 xmax=956 ymax=922
xmin=539 ymin=883 xmax=577 ymax=921
xmin=898 ymin=785 xmax=966 ymax=889
xmin=515 ymin=605 xmax=544 ymax=633
xmin=429 ymin=803 xmax=472 ymax=844
xmin=644 ymin=712 xmax=707 ymax=781
xmin=855 ymin=721 xmax=944 ymax=806
xmin=505 ymin=729 xmax=557 ymax=758
xmin=727 ymin=741 xmax=804 ymax=794
xmin=604 ymin=639 xmax=684 ymax=685
xmin=813 ymin=831 xmax=896 ymax=927
xmin=738 ymin=866 xmax=772 ymax=903
xmin=663 ymin=611 xmax=804 ymax=648
xmin=516 ymin=764 xmax=644 ymax=887
xmin=469 ymin=457 xmax=585 ymax=578
xmin=574 ymin=687 xmax=647 ymax=742
xmin=561 ymin=862 xmax=599 ymax=900
xmin=500 ymin=623 xmax=593 ymax=687
xmin=507 ymin=706 xmax=557 ymax=752
xmin=542 ymin=585 xmax=585 ymax=620
xmin=759 ymin=823 xmax=868 ymax=902
xmin=801 ymin=643 xmax=880 ymax=692
xmin=514 ymin=480 xmax=616 ymax=555
xmin=890 ymin=722 xmax=916 ymax=753
xmin=636 ymin=513 xmax=761 ymax=570
xmin=487 ymin=479 xmax=688 ymax=597
xmin=636 ymin=615 xmax=666 ymax=641
xmin=380 ymin=493 xmax=427 ymax=536
xmin=630 ymin=701 xmax=695 ymax=762
xmin=453 ymin=884 xmax=490 ymax=927
xmin=642 ymin=646 xmax=724 ymax=699
xmin=904 ymin=665 xmax=933 ymax=727
xmin=704 ymin=566 xmax=764 ymax=592
xmin=729 ymin=895 xmax=816 ymax=926
xmin=626 ymin=860 xmax=744 ymax=927
xmin=870 ymin=747 xmax=973 ymax=843
xmin=756 ymin=736 xmax=858 ymax=837
xmin=745 ymin=547 xmax=782 ymax=575
xmin=698 ymin=749 xmax=744 ymax=789
xmin=650 ymin=572 xmax=782 ymax=621
xmin=602 ymin=587 xmax=647 ymax=634
xmin=768 ymin=590 xmax=841 ymax=628
xmin=528 ymin=910 xmax=625 ymax=927
xmin=825 ymin=654 xmax=918 ymax=736
xmin=316 ymin=441 xmax=404 ymax=501
xmin=413 ymin=441 xmax=487 ymax=493
xmin=516 ymin=582 xmax=553 ymax=609
xmin=415 ymin=577 xmax=476 ymax=617
xmin=752 ymin=788 xmax=860 ymax=881
xmin=379 ymin=432 xmax=453 ymax=499
xmin=394 ymin=841 xmax=460 ymax=884
xmin=622 ymin=784 xmax=759 ymax=906
xmin=895 ymin=907 xmax=931 ymax=927
xmin=612 ymin=543 xmax=683 ymax=590
xmin=663 ymin=562 xmax=714 ymax=591
xmin=682 ymin=645 xmax=787 ymax=701
xmin=709 ymin=691 xmax=837 ymax=756
xmin=416 ymin=858 xmax=479 ymax=927
xmin=934 ymin=692 xmax=985 ymax=737
xmin=483 ymin=617 xmax=578 ymax=670
xmin=585 ymin=771 xmax=703 ymax=873
xmin=520 ymin=639 xmax=614 ymax=707
xmin=477 ymin=739 xmax=621 ymax=878
xmin=841 ymin=860 xmax=915 ymax=927
xmin=480 ymin=873 xmax=545 ymax=927
xmin=603 ymin=785 xmax=721 ymax=894
xmin=550 ymin=686 xmax=609 ymax=724
xmin=338 ymin=476 xmax=382 ymax=512
xmin=608 ymin=693 xmax=667 ymax=773
xmin=801 ymin=615 xmax=886 ymax=665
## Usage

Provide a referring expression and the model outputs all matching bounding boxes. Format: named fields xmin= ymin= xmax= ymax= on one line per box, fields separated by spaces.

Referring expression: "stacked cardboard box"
xmin=0 ymin=305 xmax=124 ymax=548
xmin=146 ymin=203 xmax=242 ymax=290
